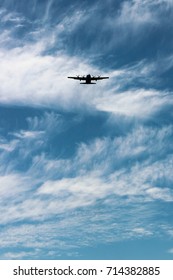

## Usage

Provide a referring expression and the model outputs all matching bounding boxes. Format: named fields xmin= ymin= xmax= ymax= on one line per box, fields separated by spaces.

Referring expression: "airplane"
xmin=67 ymin=74 xmax=109 ymax=84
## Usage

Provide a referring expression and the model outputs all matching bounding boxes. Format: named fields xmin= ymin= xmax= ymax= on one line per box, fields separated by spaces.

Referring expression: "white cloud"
xmin=1 ymin=12 xmax=24 ymax=24
xmin=0 ymin=138 xmax=18 ymax=152
xmin=0 ymin=203 xmax=159 ymax=259
xmin=38 ymin=172 xmax=112 ymax=201
xmin=2 ymin=251 xmax=37 ymax=260
xmin=94 ymin=88 xmax=172 ymax=118
xmin=146 ymin=187 xmax=173 ymax=202
xmin=56 ymin=10 xmax=87 ymax=33
xmin=0 ymin=122 xmax=172 ymax=226
xmin=0 ymin=6 xmax=171 ymax=120
xmin=1 ymin=40 xmax=165 ymax=118
xmin=168 ymin=248 xmax=173 ymax=254
xmin=118 ymin=0 xmax=157 ymax=25
xmin=0 ymin=174 xmax=30 ymax=199
xmin=131 ymin=227 xmax=153 ymax=236
xmin=0 ymin=41 xmax=100 ymax=111
xmin=117 ymin=0 xmax=173 ymax=26
xmin=12 ymin=130 xmax=44 ymax=139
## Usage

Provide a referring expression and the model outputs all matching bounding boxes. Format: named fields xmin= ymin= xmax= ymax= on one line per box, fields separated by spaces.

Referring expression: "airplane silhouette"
xmin=68 ymin=74 xmax=109 ymax=84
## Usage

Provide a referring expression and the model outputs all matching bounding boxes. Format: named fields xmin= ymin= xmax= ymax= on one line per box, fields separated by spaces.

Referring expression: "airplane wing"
xmin=68 ymin=76 xmax=86 ymax=80
xmin=90 ymin=76 xmax=109 ymax=81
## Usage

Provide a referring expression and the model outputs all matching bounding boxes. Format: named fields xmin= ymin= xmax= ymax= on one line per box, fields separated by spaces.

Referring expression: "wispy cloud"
xmin=0 ymin=35 xmax=171 ymax=119
xmin=0 ymin=35 xmax=100 ymax=110
xmin=94 ymin=88 xmax=173 ymax=118
xmin=0 ymin=116 xmax=172 ymax=226
xmin=0 ymin=1 xmax=173 ymax=259
xmin=0 ymin=5 xmax=172 ymax=119
xmin=131 ymin=227 xmax=153 ymax=236
xmin=0 ymin=200 xmax=159 ymax=259
xmin=117 ymin=0 xmax=158 ymax=25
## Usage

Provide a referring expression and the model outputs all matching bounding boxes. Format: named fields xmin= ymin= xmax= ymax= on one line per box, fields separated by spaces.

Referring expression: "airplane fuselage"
xmin=81 ymin=74 xmax=96 ymax=84
xmin=86 ymin=74 xmax=91 ymax=83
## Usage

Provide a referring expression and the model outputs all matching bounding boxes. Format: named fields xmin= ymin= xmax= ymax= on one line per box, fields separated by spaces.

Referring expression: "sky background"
xmin=0 ymin=0 xmax=173 ymax=260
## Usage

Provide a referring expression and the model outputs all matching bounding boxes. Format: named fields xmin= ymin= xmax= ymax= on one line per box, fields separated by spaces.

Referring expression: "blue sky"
xmin=0 ymin=0 xmax=173 ymax=260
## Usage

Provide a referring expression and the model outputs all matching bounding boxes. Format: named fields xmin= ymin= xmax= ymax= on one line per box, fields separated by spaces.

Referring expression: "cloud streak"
xmin=0 ymin=113 xmax=173 ymax=228
xmin=0 ymin=4 xmax=172 ymax=118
